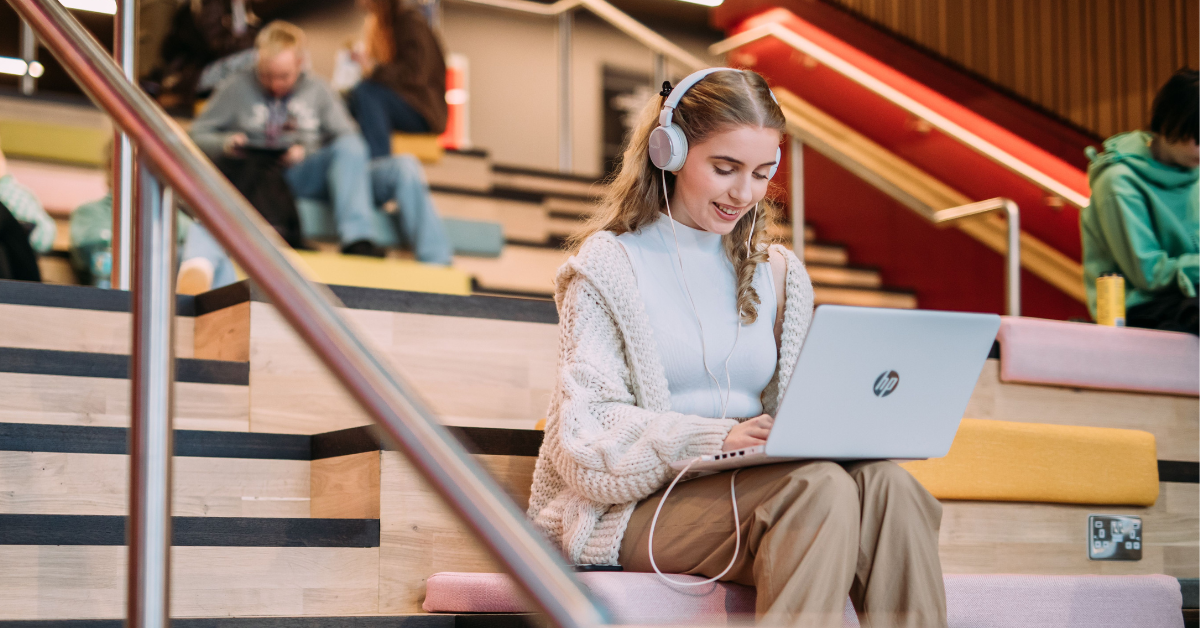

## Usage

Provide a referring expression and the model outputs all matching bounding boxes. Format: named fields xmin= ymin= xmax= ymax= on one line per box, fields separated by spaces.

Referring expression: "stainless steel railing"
xmin=5 ymin=1 xmax=607 ymax=627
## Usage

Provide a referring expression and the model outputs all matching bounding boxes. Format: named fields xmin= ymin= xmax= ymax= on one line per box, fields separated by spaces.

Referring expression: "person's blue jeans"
xmin=371 ymin=155 xmax=452 ymax=265
xmin=285 ymin=134 xmax=379 ymax=246
xmin=181 ymin=222 xmax=239 ymax=289
xmin=349 ymin=80 xmax=432 ymax=159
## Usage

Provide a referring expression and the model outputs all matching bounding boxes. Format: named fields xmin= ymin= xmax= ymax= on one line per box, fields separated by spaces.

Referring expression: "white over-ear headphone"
xmin=648 ymin=67 xmax=781 ymax=178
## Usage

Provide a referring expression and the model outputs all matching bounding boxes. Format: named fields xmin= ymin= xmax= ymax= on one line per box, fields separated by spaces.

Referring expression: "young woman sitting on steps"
xmin=527 ymin=68 xmax=947 ymax=628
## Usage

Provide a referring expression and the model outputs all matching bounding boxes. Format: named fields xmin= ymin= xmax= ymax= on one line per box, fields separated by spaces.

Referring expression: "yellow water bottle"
xmin=1096 ymin=273 xmax=1126 ymax=327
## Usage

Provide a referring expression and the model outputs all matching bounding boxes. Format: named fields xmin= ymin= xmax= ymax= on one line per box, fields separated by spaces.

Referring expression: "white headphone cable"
xmin=647 ymin=457 xmax=743 ymax=586
xmin=647 ymin=169 xmax=758 ymax=587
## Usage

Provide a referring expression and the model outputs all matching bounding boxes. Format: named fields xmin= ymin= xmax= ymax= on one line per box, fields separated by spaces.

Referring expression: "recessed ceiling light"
xmin=0 ymin=57 xmax=29 ymax=77
xmin=60 ymin=0 xmax=118 ymax=15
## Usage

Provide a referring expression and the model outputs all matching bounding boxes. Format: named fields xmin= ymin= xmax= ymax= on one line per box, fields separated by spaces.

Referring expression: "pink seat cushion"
xmin=997 ymin=317 xmax=1199 ymax=396
xmin=944 ymin=574 xmax=1183 ymax=628
xmin=424 ymin=572 xmax=1182 ymax=627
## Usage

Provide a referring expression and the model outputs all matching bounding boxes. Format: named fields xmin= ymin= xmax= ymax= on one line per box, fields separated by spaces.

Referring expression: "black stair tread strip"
xmin=236 ymin=281 xmax=558 ymax=324
xmin=0 ymin=347 xmax=248 ymax=386
xmin=0 ymin=423 xmax=310 ymax=459
xmin=810 ymin=283 xmax=918 ymax=296
xmin=193 ymin=280 xmax=252 ymax=316
xmin=311 ymin=425 xmax=544 ymax=460
xmin=1181 ymin=578 xmax=1198 ymax=609
xmin=492 ymin=162 xmax=604 ymax=185
xmin=0 ymin=615 xmax=542 ymax=627
xmin=0 ymin=279 xmax=197 ymax=316
xmin=447 ymin=146 xmax=489 ymax=158
xmin=429 ymin=183 xmax=546 ymax=204
xmin=0 ymin=515 xmax=379 ymax=547
xmin=1159 ymin=460 xmax=1200 ymax=484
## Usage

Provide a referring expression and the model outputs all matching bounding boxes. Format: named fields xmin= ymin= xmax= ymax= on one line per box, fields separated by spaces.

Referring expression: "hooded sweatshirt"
xmin=189 ymin=68 xmax=358 ymax=160
xmin=1081 ymin=131 xmax=1199 ymax=317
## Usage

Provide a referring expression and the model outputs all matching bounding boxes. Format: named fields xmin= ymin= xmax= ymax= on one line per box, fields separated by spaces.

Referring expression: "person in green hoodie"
xmin=1081 ymin=68 xmax=1199 ymax=335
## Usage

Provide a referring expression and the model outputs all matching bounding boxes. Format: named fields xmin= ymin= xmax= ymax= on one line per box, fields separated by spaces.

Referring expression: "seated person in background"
xmin=369 ymin=154 xmax=452 ymax=265
xmin=70 ymin=142 xmax=192 ymax=288
xmin=152 ymin=0 xmax=263 ymax=113
xmin=177 ymin=149 xmax=453 ymax=295
xmin=1082 ymin=68 xmax=1199 ymax=335
xmin=347 ymin=0 xmax=447 ymax=159
xmin=0 ymin=139 xmax=56 ymax=256
xmin=184 ymin=19 xmax=387 ymax=293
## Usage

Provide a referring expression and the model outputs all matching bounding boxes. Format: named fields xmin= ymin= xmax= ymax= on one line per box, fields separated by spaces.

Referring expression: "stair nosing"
xmin=0 ymin=514 xmax=379 ymax=548
xmin=0 ymin=347 xmax=248 ymax=386
xmin=0 ymin=279 xmax=197 ymax=316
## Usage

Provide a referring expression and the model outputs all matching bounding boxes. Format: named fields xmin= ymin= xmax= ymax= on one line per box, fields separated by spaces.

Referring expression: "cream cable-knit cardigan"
xmin=527 ymin=230 xmax=815 ymax=565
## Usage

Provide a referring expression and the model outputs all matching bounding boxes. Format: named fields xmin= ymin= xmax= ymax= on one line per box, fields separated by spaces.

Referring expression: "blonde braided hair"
xmin=571 ymin=69 xmax=785 ymax=323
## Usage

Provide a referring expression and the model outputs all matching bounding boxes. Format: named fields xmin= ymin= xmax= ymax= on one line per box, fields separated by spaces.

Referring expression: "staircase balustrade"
xmin=4 ymin=0 xmax=608 ymax=626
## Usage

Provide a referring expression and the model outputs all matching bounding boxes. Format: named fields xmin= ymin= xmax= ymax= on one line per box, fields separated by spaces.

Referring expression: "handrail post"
xmin=111 ymin=0 xmax=137 ymax=289
xmin=653 ymin=53 xmax=666 ymax=92
xmin=557 ymin=9 xmax=572 ymax=173
xmin=19 ymin=20 xmax=36 ymax=95
xmin=789 ymin=136 xmax=804 ymax=259
xmin=1003 ymin=199 xmax=1020 ymax=317
xmin=128 ymin=165 xmax=176 ymax=628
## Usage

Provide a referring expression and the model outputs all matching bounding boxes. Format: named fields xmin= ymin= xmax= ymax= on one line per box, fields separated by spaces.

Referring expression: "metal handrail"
xmin=5 ymin=1 xmax=606 ymax=627
xmin=711 ymin=22 xmax=1090 ymax=210
xmin=930 ymin=198 xmax=1021 ymax=316
xmin=445 ymin=0 xmax=706 ymax=171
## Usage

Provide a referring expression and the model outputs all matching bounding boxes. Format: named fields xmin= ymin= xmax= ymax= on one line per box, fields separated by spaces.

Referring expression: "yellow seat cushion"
xmin=391 ymin=133 xmax=444 ymax=163
xmin=900 ymin=418 xmax=1159 ymax=507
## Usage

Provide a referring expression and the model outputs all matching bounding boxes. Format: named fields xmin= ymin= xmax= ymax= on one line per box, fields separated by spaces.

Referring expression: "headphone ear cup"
xmin=768 ymin=146 xmax=781 ymax=179
xmin=649 ymin=124 xmax=688 ymax=172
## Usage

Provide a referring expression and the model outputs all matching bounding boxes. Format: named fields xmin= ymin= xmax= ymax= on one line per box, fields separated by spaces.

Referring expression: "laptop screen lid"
xmin=766 ymin=305 xmax=1000 ymax=461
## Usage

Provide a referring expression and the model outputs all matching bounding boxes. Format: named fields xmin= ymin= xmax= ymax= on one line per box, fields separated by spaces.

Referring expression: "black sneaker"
xmin=340 ymin=240 xmax=387 ymax=258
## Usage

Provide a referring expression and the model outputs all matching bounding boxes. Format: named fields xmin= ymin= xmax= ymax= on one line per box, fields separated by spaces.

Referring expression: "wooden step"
xmin=491 ymin=164 xmax=602 ymax=199
xmin=0 ymin=282 xmax=197 ymax=356
xmin=0 ymin=545 xmax=379 ymax=619
xmin=0 ymin=347 xmax=249 ymax=431
xmin=423 ymin=149 xmax=492 ymax=193
xmin=807 ymin=264 xmax=881 ymax=289
xmin=191 ymin=282 xmax=558 ymax=435
xmin=0 ymin=424 xmax=310 ymax=518
xmin=813 ymin=285 xmax=917 ymax=309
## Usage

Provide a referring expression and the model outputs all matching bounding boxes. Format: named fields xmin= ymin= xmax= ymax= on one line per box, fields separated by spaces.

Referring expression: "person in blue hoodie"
xmin=1081 ymin=68 xmax=1198 ymax=335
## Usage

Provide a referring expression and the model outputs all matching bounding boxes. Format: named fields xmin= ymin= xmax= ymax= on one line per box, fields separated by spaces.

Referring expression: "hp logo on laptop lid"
xmin=873 ymin=371 xmax=900 ymax=397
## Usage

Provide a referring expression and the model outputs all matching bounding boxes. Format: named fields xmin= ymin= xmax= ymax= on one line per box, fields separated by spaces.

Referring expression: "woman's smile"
xmin=713 ymin=201 xmax=749 ymax=221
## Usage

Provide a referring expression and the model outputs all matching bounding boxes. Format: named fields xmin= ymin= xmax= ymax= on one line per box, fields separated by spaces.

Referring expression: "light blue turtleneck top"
xmin=617 ymin=212 xmax=778 ymax=420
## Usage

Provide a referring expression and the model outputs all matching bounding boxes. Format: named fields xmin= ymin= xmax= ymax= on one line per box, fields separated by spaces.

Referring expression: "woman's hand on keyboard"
xmin=721 ymin=414 xmax=774 ymax=451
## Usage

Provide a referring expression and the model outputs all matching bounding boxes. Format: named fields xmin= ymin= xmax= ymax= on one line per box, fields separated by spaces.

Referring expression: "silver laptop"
xmin=671 ymin=305 xmax=1001 ymax=473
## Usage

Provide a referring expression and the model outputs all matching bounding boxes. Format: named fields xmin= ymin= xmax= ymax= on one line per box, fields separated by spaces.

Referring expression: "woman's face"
xmin=668 ymin=124 xmax=781 ymax=235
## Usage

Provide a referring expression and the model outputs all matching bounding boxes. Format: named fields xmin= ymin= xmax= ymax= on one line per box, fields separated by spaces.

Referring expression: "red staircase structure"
xmin=713 ymin=2 xmax=1100 ymax=320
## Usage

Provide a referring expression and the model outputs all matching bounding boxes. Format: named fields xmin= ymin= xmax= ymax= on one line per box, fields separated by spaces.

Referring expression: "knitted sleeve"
xmin=545 ymin=272 xmax=737 ymax=506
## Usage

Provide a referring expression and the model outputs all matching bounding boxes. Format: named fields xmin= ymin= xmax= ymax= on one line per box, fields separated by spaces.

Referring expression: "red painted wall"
xmin=712 ymin=0 xmax=1103 ymax=171
xmin=789 ymin=148 xmax=1089 ymax=319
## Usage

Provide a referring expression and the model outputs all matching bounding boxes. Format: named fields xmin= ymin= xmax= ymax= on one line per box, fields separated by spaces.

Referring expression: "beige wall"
xmin=295 ymin=1 xmax=720 ymax=177
xmin=826 ymin=0 xmax=1200 ymax=140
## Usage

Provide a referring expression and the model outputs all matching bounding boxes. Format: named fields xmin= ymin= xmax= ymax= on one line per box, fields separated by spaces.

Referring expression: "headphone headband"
xmin=650 ymin=67 xmax=781 ymax=177
xmin=658 ymin=67 xmax=780 ymax=127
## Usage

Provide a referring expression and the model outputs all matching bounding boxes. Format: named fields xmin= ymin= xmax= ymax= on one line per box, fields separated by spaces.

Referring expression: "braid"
xmin=724 ymin=199 xmax=774 ymax=324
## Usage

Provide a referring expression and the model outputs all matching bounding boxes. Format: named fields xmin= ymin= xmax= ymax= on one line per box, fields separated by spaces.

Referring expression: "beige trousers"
xmin=618 ymin=460 xmax=947 ymax=628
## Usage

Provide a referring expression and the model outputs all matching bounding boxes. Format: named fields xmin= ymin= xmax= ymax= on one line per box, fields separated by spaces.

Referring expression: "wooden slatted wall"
xmin=825 ymin=0 xmax=1200 ymax=140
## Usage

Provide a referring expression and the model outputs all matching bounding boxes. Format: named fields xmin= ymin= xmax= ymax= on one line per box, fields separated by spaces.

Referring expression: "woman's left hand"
xmin=721 ymin=414 xmax=774 ymax=451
